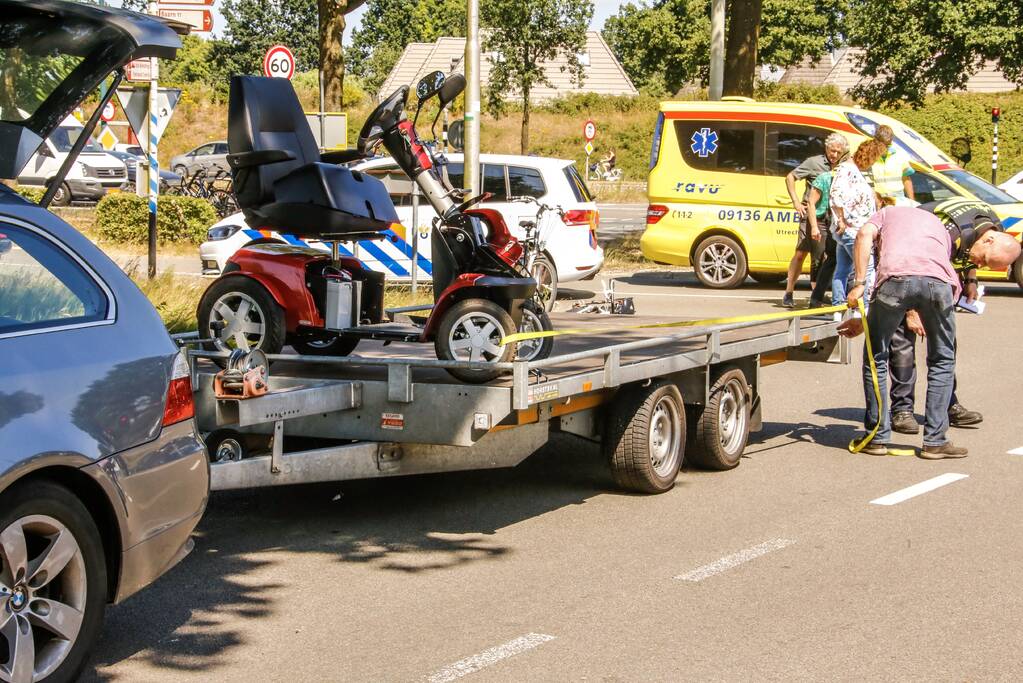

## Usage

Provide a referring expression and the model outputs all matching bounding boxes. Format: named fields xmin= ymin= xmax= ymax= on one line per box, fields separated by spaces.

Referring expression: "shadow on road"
xmin=84 ymin=434 xmax=612 ymax=680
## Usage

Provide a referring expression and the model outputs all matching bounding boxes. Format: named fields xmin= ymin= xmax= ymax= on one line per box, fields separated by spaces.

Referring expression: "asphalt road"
xmin=84 ymin=272 xmax=1023 ymax=682
xmin=597 ymin=203 xmax=647 ymax=243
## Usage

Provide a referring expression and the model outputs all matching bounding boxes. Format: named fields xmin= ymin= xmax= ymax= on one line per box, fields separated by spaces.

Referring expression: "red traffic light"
xmin=992 ymin=107 xmax=1001 ymax=122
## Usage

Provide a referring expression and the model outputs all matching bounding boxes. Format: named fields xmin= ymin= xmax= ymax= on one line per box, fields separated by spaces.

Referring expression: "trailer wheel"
xmin=205 ymin=429 xmax=248 ymax=462
xmin=688 ymin=368 xmax=750 ymax=470
xmin=604 ymin=381 xmax=686 ymax=494
xmin=435 ymin=298 xmax=516 ymax=383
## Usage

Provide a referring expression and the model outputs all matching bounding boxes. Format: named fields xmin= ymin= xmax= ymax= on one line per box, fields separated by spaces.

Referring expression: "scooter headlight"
xmin=207 ymin=224 xmax=241 ymax=241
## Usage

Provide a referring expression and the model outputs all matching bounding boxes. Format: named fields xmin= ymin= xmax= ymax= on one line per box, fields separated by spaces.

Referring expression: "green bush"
xmin=755 ymin=82 xmax=845 ymax=105
xmin=96 ymin=193 xmax=217 ymax=245
xmin=13 ymin=186 xmax=45 ymax=203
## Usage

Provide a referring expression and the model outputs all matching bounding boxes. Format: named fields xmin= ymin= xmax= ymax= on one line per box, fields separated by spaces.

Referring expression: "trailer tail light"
xmin=646 ymin=205 xmax=668 ymax=224
xmin=162 ymin=351 xmax=194 ymax=427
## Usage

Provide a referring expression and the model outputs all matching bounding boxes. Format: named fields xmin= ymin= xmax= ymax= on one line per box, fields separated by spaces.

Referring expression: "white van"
xmin=17 ymin=115 xmax=126 ymax=205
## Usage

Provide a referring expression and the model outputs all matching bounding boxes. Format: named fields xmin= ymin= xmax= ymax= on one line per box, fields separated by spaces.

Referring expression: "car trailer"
xmin=183 ymin=311 xmax=845 ymax=495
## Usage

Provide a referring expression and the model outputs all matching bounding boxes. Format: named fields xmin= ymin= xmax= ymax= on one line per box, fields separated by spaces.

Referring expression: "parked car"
xmin=16 ymin=115 xmax=127 ymax=205
xmin=199 ymin=153 xmax=604 ymax=303
xmin=169 ymin=141 xmax=229 ymax=179
xmin=113 ymin=142 xmax=145 ymax=157
xmin=998 ymin=169 xmax=1023 ymax=202
xmin=106 ymin=148 xmax=182 ymax=193
xmin=0 ymin=2 xmax=207 ymax=681
xmin=641 ymin=98 xmax=1023 ymax=288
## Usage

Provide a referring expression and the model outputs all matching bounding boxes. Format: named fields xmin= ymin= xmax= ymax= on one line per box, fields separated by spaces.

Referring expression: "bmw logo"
xmin=9 ymin=587 xmax=26 ymax=611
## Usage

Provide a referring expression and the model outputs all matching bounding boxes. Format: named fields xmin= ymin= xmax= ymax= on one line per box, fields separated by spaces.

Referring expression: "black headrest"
xmin=228 ymin=76 xmax=320 ymax=211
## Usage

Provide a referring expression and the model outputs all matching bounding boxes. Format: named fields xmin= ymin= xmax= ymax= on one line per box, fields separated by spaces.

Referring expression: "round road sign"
xmin=263 ymin=45 xmax=295 ymax=80
xmin=101 ymin=101 xmax=115 ymax=122
xmin=583 ymin=119 xmax=596 ymax=141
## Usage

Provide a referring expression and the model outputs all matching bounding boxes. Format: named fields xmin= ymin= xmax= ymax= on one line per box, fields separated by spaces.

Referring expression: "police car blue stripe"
xmin=383 ymin=229 xmax=433 ymax=275
xmin=334 ymin=242 xmax=370 ymax=270
xmin=243 ymin=229 xmax=263 ymax=241
xmin=280 ymin=233 xmax=310 ymax=246
xmin=358 ymin=239 xmax=410 ymax=277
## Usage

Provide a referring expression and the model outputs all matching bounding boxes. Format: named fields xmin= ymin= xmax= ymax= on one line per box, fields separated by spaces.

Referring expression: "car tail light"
xmin=563 ymin=209 xmax=596 ymax=227
xmin=162 ymin=351 xmax=194 ymax=427
xmin=646 ymin=205 xmax=668 ymax=224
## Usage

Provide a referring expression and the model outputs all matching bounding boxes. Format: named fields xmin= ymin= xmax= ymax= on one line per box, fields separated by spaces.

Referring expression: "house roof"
xmin=377 ymin=31 xmax=639 ymax=102
xmin=779 ymin=47 xmax=1018 ymax=94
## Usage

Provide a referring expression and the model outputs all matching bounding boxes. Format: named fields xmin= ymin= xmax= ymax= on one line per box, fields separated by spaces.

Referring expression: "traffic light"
xmin=992 ymin=107 xmax=1001 ymax=123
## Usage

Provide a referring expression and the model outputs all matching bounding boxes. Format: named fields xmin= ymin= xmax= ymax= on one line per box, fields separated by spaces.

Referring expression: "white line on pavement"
xmin=1008 ymin=447 xmax=1023 ymax=455
xmin=869 ymin=473 xmax=969 ymax=506
xmin=612 ymin=289 xmax=789 ymax=300
xmin=675 ymin=538 xmax=795 ymax=582
xmin=425 ymin=633 xmax=556 ymax=682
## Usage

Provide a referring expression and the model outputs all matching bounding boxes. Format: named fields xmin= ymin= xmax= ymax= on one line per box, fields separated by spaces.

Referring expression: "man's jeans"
xmin=889 ymin=319 xmax=959 ymax=413
xmin=833 ymin=230 xmax=875 ymax=306
xmin=863 ymin=276 xmax=957 ymax=446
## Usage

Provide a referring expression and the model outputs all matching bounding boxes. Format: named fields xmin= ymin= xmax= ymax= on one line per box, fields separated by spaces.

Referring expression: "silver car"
xmin=0 ymin=2 xmax=208 ymax=681
xmin=169 ymin=141 xmax=229 ymax=179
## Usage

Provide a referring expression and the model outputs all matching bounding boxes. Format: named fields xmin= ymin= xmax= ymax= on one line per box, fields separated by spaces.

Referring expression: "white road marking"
xmin=869 ymin=473 xmax=969 ymax=506
xmin=1008 ymin=447 xmax=1023 ymax=455
xmin=425 ymin=633 xmax=555 ymax=682
xmin=612 ymin=289 xmax=793 ymax=300
xmin=675 ymin=538 xmax=795 ymax=582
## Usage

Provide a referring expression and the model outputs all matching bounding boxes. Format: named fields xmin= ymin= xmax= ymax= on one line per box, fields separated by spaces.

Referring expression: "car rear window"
xmin=508 ymin=166 xmax=546 ymax=198
xmin=0 ymin=222 xmax=108 ymax=335
xmin=562 ymin=164 xmax=593 ymax=202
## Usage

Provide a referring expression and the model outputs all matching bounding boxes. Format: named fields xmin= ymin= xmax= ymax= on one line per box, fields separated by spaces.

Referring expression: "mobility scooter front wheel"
xmin=198 ymin=277 xmax=286 ymax=360
xmin=292 ymin=335 xmax=360 ymax=357
xmin=435 ymin=299 xmax=517 ymax=383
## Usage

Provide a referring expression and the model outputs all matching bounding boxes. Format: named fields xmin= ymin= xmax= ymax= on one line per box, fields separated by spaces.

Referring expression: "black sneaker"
xmin=920 ymin=442 xmax=969 ymax=459
xmin=782 ymin=293 xmax=795 ymax=308
xmin=948 ymin=403 xmax=983 ymax=427
xmin=891 ymin=410 xmax=920 ymax=435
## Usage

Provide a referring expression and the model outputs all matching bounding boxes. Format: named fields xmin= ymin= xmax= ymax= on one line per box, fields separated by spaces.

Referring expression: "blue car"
xmin=0 ymin=2 xmax=208 ymax=680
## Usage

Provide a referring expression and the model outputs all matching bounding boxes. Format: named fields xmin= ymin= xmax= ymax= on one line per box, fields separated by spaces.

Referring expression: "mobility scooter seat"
xmin=227 ymin=75 xmax=398 ymax=238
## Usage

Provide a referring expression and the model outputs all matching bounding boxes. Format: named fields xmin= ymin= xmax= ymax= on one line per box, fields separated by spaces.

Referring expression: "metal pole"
xmin=465 ymin=0 xmax=481 ymax=196
xmin=147 ymin=0 xmax=160 ymax=279
xmin=992 ymin=120 xmax=999 ymax=185
xmin=411 ymin=183 xmax=420 ymax=293
xmin=319 ymin=68 xmax=326 ymax=150
xmin=709 ymin=0 xmax=725 ymax=100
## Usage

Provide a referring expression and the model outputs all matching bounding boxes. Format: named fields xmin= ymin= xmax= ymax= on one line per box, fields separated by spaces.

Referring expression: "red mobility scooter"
xmin=197 ymin=71 xmax=539 ymax=382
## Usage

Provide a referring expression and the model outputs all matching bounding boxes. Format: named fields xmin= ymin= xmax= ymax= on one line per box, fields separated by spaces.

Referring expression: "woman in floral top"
xmin=829 ymin=140 xmax=886 ymax=306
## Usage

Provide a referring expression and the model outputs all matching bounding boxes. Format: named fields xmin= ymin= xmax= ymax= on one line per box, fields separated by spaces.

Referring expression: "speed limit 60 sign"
xmin=263 ymin=45 xmax=295 ymax=80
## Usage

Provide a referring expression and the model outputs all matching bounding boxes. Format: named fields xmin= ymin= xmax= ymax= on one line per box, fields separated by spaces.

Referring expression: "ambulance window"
xmin=910 ymin=173 xmax=959 ymax=205
xmin=675 ymin=121 xmax=760 ymax=175
xmin=766 ymin=125 xmax=827 ymax=176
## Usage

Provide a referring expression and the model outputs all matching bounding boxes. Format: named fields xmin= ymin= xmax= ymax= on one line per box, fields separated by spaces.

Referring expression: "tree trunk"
xmin=319 ymin=0 xmax=347 ymax=110
xmin=723 ymin=0 xmax=762 ymax=97
xmin=520 ymin=87 xmax=530 ymax=154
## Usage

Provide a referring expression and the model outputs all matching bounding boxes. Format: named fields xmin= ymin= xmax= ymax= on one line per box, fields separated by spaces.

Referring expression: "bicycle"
xmin=510 ymin=195 xmax=565 ymax=362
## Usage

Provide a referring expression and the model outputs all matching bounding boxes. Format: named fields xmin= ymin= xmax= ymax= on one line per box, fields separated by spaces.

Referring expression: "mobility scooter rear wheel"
xmin=516 ymin=300 xmax=554 ymax=362
xmin=435 ymin=299 xmax=517 ymax=383
xmin=198 ymin=277 xmax=286 ymax=358
xmin=292 ymin=335 xmax=360 ymax=357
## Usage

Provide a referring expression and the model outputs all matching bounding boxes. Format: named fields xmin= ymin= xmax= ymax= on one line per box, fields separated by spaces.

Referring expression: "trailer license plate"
xmin=381 ymin=412 xmax=405 ymax=430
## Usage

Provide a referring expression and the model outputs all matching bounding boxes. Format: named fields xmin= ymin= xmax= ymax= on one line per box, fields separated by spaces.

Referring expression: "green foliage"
xmin=347 ymin=0 xmax=467 ymax=94
xmin=604 ymin=0 xmax=846 ymax=96
xmin=539 ymin=91 xmax=663 ymax=115
xmin=483 ymin=0 xmax=594 ymax=152
xmin=754 ymin=82 xmax=844 ymax=104
xmin=95 ymin=194 xmax=217 ymax=245
xmin=13 ymin=186 xmax=45 ymax=204
xmin=215 ymin=0 xmax=320 ymax=76
xmin=292 ymin=71 xmax=370 ymax=109
xmin=845 ymin=0 xmax=1023 ymax=107
xmin=162 ymin=35 xmax=217 ymax=88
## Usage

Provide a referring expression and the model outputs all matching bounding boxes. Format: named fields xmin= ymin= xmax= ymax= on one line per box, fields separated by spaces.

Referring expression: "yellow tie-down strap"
xmin=501 ymin=300 xmax=915 ymax=457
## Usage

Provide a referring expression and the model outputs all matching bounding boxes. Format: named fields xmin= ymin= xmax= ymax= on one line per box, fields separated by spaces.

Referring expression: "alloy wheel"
xmin=0 ymin=515 xmax=87 ymax=683
xmin=209 ymin=291 xmax=266 ymax=352
xmin=699 ymin=243 xmax=738 ymax=285
xmin=447 ymin=311 xmax=507 ymax=363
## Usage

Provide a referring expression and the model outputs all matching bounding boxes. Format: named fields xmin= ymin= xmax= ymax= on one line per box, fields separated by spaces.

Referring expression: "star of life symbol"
xmin=690 ymin=127 xmax=719 ymax=158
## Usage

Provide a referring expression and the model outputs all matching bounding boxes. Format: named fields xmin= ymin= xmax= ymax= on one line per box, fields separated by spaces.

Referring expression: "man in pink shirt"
xmin=841 ymin=205 xmax=1020 ymax=458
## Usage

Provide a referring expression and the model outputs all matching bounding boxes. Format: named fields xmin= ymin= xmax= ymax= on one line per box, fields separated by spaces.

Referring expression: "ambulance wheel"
xmin=687 ymin=368 xmax=750 ymax=471
xmin=435 ymin=298 xmax=516 ymax=384
xmin=694 ymin=235 xmax=747 ymax=289
xmin=1012 ymin=255 xmax=1023 ymax=290
xmin=516 ymin=300 xmax=554 ymax=362
xmin=292 ymin=335 xmax=359 ymax=357
xmin=604 ymin=381 xmax=686 ymax=494
xmin=750 ymin=271 xmax=786 ymax=285
xmin=198 ymin=277 xmax=286 ymax=359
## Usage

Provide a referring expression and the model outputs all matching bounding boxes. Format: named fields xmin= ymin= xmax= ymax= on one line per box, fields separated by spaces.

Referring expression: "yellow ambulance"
xmin=641 ymin=98 xmax=1023 ymax=289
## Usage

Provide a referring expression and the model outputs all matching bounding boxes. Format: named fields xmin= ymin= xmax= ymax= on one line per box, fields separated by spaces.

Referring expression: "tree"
xmin=347 ymin=0 xmax=467 ymax=95
xmin=604 ymin=0 xmax=846 ymax=96
xmin=318 ymin=0 xmax=368 ymax=110
xmin=845 ymin=0 xmax=1023 ymax=107
xmin=217 ymin=0 xmax=320 ymax=76
xmin=483 ymin=0 xmax=593 ymax=154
